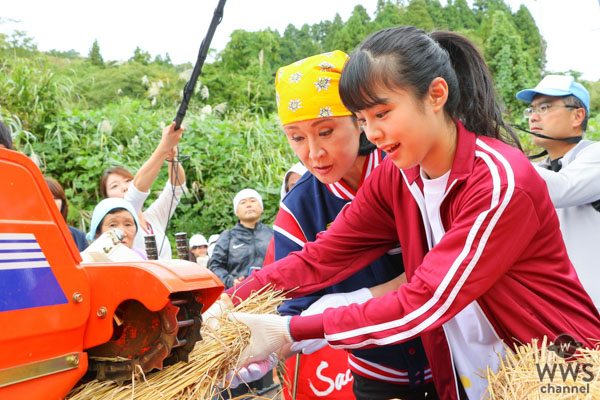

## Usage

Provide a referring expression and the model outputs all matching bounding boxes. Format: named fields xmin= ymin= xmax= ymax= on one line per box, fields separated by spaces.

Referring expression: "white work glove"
xmin=202 ymin=296 xmax=231 ymax=332
xmin=226 ymin=353 xmax=278 ymax=389
xmin=229 ymin=312 xmax=293 ymax=367
xmin=290 ymin=288 xmax=373 ymax=355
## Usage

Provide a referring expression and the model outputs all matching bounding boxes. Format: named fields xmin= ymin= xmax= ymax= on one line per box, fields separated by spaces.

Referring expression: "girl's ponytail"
xmin=430 ymin=31 xmax=520 ymax=148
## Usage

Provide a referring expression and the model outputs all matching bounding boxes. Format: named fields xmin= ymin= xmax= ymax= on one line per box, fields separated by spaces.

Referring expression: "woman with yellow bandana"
xmin=229 ymin=51 xmax=436 ymax=400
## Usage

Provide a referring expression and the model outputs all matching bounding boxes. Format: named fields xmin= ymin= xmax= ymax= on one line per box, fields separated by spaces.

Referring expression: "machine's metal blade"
xmin=86 ymin=293 xmax=203 ymax=384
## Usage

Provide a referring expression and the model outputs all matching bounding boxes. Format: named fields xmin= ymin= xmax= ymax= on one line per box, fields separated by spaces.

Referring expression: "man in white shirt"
xmin=517 ymin=75 xmax=600 ymax=311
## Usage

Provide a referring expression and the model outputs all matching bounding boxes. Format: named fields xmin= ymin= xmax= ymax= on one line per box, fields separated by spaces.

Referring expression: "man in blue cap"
xmin=517 ymin=75 xmax=600 ymax=312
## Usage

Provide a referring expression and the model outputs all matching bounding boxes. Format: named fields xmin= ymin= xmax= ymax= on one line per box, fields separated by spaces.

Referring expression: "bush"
xmin=0 ymin=57 xmax=73 ymax=134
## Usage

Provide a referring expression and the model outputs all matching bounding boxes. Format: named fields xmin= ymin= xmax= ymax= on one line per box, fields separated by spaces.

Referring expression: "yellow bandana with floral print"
xmin=275 ymin=50 xmax=352 ymax=126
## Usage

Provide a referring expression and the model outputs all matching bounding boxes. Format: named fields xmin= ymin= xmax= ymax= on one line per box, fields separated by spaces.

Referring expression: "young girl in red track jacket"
xmin=219 ymin=26 xmax=600 ymax=400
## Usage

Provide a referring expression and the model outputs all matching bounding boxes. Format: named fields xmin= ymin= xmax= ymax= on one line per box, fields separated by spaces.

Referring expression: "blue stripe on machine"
xmin=0 ymin=267 xmax=68 ymax=311
xmin=0 ymin=249 xmax=43 ymax=253
xmin=0 ymin=258 xmax=47 ymax=263
xmin=0 ymin=233 xmax=67 ymax=312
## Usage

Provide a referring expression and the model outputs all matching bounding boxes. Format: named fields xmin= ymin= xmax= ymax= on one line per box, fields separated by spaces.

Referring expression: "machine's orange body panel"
xmin=0 ymin=148 xmax=224 ymax=399
xmin=82 ymin=261 xmax=223 ymax=349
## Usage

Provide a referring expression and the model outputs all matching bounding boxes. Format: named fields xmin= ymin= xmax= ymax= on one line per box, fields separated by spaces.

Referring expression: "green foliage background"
xmin=1 ymin=0 xmax=599 ymax=249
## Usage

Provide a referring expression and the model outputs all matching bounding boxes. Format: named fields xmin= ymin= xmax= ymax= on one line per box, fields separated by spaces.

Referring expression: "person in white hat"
xmin=189 ymin=234 xmax=209 ymax=267
xmin=207 ymin=189 xmax=273 ymax=289
xmin=207 ymin=234 xmax=220 ymax=258
xmin=280 ymin=162 xmax=308 ymax=200
xmin=517 ymin=75 xmax=600 ymax=311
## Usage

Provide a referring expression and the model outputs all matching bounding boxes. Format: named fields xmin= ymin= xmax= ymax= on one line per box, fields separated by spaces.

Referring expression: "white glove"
xmin=202 ymin=298 xmax=230 ymax=332
xmin=288 ymin=288 xmax=373 ymax=355
xmin=226 ymin=353 xmax=278 ymax=389
xmin=302 ymin=287 xmax=373 ymax=316
xmin=229 ymin=312 xmax=292 ymax=367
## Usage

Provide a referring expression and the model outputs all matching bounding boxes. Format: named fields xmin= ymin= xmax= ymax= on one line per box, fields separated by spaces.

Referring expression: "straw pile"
xmin=68 ymin=286 xmax=288 ymax=400
xmin=484 ymin=336 xmax=600 ymax=399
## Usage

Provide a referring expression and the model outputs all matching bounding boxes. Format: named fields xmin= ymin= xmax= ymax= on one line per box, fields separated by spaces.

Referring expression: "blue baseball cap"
xmin=87 ymin=198 xmax=139 ymax=241
xmin=516 ymin=75 xmax=590 ymax=113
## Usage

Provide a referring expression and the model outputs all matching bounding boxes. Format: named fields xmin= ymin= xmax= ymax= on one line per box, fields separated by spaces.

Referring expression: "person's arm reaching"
xmin=133 ymin=122 xmax=184 ymax=193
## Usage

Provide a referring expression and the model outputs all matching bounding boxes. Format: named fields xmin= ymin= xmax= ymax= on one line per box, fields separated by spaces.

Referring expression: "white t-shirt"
xmin=421 ymin=169 xmax=505 ymax=400
xmin=125 ymin=180 xmax=186 ymax=260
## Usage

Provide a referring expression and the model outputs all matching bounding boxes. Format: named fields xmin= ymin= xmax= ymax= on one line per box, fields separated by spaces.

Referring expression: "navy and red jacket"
xmin=231 ymin=121 xmax=600 ymax=399
xmin=274 ymin=149 xmax=431 ymax=387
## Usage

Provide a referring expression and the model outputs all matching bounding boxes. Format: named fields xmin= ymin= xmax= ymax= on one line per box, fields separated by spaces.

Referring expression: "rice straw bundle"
xmin=67 ymin=285 xmax=288 ymax=400
xmin=485 ymin=336 xmax=600 ymax=399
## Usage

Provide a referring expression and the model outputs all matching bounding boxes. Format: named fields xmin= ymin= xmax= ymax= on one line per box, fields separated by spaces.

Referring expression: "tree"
xmin=444 ymin=0 xmax=478 ymax=31
xmin=373 ymin=0 xmax=406 ymax=31
xmin=48 ymin=49 xmax=81 ymax=59
xmin=404 ymin=0 xmax=435 ymax=32
xmin=1 ymin=30 xmax=38 ymax=56
xmin=310 ymin=20 xmax=332 ymax=46
xmin=454 ymin=0 xmax=478 ymax=29
xmin=322 ymin=13 xmax=344 ymax=51
xmin=512 ymin=5 xmax=546 ymax=71
xmin=153 ymin=53 xmax=172 ymax=66
xmin=424 ymin=0 xmax=447 ymax=29
xmin=130 ymin=46 xmax=151 ymax=65
xmin=472 ymin=0 xmax=512 ymax=24
xmin=279 ymin=24 xmax=321 ymax=66
xmin=207 ymin=29 xmax=282 ymax=113
xmin=220 ymin=29 xmax=281 ymax=72
xmin=328 ymin=5 xmax=372 ymax=53
xmin=88 ymin=39 xmax=104 ymax=66
xmin=483 ymin=10 xmax=538 ymax=116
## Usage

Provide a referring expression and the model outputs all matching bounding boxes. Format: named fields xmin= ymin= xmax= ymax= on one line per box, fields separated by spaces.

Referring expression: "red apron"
xmin=283 ymin=346 xmax=356 ymax=399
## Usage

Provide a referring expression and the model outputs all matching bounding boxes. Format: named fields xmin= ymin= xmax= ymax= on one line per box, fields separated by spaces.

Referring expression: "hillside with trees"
xmin=1 ymin=0 xmax=598 ymax=248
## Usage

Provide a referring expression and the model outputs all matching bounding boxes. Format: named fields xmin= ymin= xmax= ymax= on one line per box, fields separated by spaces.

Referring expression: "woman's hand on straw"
xmin=225 ymin=353 xmax=278 ymax=389
xmin=202 ymin=293 xmax=233 ymax=332
xmin=229 ymin=312 xmax=292 ymax=367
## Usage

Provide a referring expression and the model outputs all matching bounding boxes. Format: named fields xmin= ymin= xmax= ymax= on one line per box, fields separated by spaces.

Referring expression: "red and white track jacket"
xmin=231 ymin=121 xmax=600 ymax=399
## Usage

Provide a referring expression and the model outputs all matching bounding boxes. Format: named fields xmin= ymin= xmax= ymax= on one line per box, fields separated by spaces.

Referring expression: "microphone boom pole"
xmin=174 ymin=0 xmax=227 ymax=130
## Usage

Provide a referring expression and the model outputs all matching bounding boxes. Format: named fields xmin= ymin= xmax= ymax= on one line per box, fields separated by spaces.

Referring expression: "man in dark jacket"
xmin=208 ymin=188 xmax=273 ymax=289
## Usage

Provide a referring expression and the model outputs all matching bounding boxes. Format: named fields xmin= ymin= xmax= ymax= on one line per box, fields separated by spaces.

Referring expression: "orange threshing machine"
xmin=0 ymin=148 xmax=224 ymax=399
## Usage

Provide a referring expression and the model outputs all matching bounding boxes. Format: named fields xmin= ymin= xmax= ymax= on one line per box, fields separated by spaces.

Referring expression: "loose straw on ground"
xmin=68 ymin=285 xmax=289 ymax=400
xmin=485 ymin=336 xmax=600 ymax=400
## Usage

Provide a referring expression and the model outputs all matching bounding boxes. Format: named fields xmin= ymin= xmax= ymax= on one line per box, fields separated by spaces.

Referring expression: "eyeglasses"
xmin=523 ymin=103 xmax=579 ymax=118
